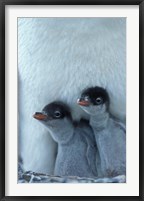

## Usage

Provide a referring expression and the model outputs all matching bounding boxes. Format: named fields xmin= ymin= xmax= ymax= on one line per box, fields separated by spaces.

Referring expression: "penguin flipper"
xmin=81 ymin=132 xmax=97 ymax=176
xmin=86 ymin=144 xmax=98 ymax=176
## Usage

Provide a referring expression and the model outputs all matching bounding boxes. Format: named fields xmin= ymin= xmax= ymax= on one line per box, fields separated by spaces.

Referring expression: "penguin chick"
xmin=33 ymin=101 xmax=97 ymax=178
xmin=77 ymin=87 xmax=126 ymax=177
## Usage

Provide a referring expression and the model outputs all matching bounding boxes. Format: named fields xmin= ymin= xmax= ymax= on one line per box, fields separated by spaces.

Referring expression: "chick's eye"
xmin=84 ymin=96 xmax=89 ymax=101
xmin=96 ymin=97 xmax=103 ymax=104
xmin=54 ymin=111 xmax=61 ymax=118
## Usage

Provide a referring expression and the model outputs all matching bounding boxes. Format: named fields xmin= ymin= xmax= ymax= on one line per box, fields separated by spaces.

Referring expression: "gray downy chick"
xmin=33 ymin=101 xmax=97 ymax=178
xmin=77 ymin=87 xmax=126 ymax=177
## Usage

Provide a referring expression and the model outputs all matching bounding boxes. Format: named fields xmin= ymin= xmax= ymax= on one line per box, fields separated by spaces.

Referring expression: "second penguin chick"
xmin=77 ymin=87 xmax=126 ymax=177
xmin=33 ymin=101 xmax=97 ymax=178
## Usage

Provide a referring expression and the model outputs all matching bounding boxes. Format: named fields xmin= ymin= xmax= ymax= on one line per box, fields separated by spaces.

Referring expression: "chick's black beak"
xmin=33 ymin=112 xmax=47 ymax=120
xmin=77 ymin=98 xmax=90 ymax=106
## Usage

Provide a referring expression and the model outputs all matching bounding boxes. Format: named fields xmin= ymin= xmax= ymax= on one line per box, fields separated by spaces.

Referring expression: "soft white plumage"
xmin=18 ymin=18 xmax=126 ymax=174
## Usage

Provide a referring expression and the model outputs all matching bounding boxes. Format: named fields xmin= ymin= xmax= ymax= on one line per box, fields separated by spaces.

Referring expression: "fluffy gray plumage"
xmin=33 ymin=102 xmax=97 ymax=178
xmin=78 ymin=87 xmax=126 ymax=177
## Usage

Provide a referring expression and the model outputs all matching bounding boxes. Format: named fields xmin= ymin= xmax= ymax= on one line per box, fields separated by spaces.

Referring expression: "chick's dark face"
xmin=77 ymin=87 xmax=109 ymax=115
xmin=33 ymin=102 xmax=72 ymax=128
xmin=79 ymin=87 xmax=109 ymax=106
xmin=42 ymin=102 xmax=71 ymax=120
xmin=80 ymin=87 xmax=109 ymax=106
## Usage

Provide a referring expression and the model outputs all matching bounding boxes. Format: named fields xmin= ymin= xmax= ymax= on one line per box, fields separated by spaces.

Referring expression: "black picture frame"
xmin=0 ymin=0 xmax=143 ymax=200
